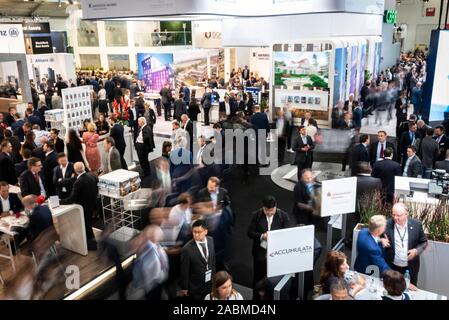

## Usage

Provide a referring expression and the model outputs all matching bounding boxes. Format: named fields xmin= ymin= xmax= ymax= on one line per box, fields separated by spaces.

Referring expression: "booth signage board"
xmin=22 ymin=22 xmax=51 ymax=34
xmin=0 ymin=24 xmax=26 ymax=54
xmin=383 ymin=10 xmax=397 ymax=24
xmin=27 ymin=53 xmax=77 ymax=88
xmin=320 ymin=177 xmax=357 ymax=217
xmin=31 ymin=36 xmax=53 ymax=54
xmin=193 ymin=21 xmax=222 ymax=49
xmin=267 ymin=225 xmax=314 ymax=277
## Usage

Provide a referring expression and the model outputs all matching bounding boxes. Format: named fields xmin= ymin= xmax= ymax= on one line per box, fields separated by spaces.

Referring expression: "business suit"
xmin=8 ymin=135 xmax=22 ymax=164
xmin=160 ymin=87 xmax=172 ymax=121
xmin=247 ymin=208 xmax=290 ymax=292
xmin=110 ymin=123 xmax=127 ymax=170
xmin=53 ymin=137 xmax=65 ymax=154
xmin=183 ymin=119 xmax=194 ymax=152
xmin=53 ymin=163 xmax=75 ymax=199
xmin=242 ymin=68 xmax=250 ymax=80
xmin=350 ymin=143 xmax=370 ymax=176
xmin=403 ymin=155 xmax=422 ymax=178
xmin=384 ymin=218 xmax=428 ymax=285
xmin=399 ymin=131 xmax=420 ymax=165
xmin=419 ymin=136 xmax=439 ymax=173
xmin=354 ymin=228 xmax=390 ymax=275
xmin=0 ymin=193 xmax=23 ymax=213
xmin=60 ymin=172 xmax=98 ymax=244
xmin=43 ymin=151 xmax=58 ymax=196
xmin=369 ymin=141 xmax=396 ymax=165
xmin=331 ymin=107 xmax=344 ymax=129
xmin=173 ymin=99 xmax=187 ymax=122
xmin=180 ymin=236 xmax=216 ymax=300
xmin=0 ymin=152 xmax=17 ymax=185
xmin=201 ymin=92 xmax=213 ymax=125
xmin=435 ymin=160 xmax=449 ymax=173
xmin=135 ymin=125 xmax=155 ymax=177
xmin=103 ymin=147 xmax=122 ymax=174
xmin=19 ymin=170 xmax=46 ymax=197
xmin=148 ymin=108 xmax=157 ymax=128
xmin=353 ymin=107 xmax=363 ymax=129
xmin=293 ymin=135 xmax=314 ymax=176
xmin=127 ymin=107 xmax=139 ymax=141
xmin=292 ymin=181 xmax=319 ymax=226
xmin=434 ymin=134 xmax=449 ymax=161
xmin=372 ymin=159 xmax=402 ymax=202
xmin=196 ymin=187 xmax=230 ymax=208
xmin=15 ymin=160 xmax=28 ymax=178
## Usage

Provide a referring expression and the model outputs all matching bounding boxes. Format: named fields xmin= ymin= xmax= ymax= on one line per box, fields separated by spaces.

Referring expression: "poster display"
xmin=373 ymin=42 xmax=382 ymax=79
xmin=27 ymin=53 xmax=76 ymax=88
xmin=249 ymin=47 xmax=271 ymax=82
xmin=267 ymin=225 xmax=315 ymax=278
xmin=274 ymin=51 xmax=330 ymax=120
xmin=61 ymin=86 xmax=93 ymax=134
xmin=332 ymin=47 xmax=346 ymax=106
xmin=349 ymin=46 xmax=358 ymax=96
xmin=358 ymin=43 xmax=367 ymax=98
xmin=137 ymin=53 xmax=174 ymax=93
xmin=320 ymin=177 xmax=357 ymax=217
xmin=429 ymin=30 xmax=449 ymax=122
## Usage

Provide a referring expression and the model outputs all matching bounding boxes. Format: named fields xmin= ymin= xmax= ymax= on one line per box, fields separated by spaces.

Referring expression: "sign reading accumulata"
xmin=61 ymin=86 xmax=93 ymax=135
xmin=267 ymin=225 xmax=314 ymax=277
xmin=320 ymin=177 xmax=357 ymax=217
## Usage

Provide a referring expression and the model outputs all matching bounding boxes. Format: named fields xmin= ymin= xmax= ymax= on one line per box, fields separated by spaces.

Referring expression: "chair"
xmin=28 ymin=226 xmax=64 ymax=274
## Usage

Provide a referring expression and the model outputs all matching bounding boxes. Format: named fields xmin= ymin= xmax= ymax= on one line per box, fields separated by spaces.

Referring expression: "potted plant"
xmin=406 ymin=199 xmax=449 ymax=297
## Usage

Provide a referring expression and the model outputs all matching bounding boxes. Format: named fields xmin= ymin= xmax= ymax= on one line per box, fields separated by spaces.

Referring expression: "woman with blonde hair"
xmin=82 ymin=122 xmax=101 ymax=173
xmin=204 ymin=271 xmax=243 ymax=300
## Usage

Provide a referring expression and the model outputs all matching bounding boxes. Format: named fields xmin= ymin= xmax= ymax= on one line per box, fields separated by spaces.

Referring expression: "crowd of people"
xmin=0 ymin=50 xmax=448 ymax=300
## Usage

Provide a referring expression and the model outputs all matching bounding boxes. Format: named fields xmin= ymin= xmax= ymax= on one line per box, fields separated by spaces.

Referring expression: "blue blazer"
xmin=354 ymin=228 xmax=390 ymax=275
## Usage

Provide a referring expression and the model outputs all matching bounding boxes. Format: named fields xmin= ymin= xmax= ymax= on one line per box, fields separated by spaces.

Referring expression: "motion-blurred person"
xmin=372 ymin=147 xmax=402 ymax=204
xmin=247 ymin=196 xmax=290 ymax=299
xmin=204 ymin=271 xmax=244 ymax=300
xmin=132 ymin=225 xmax=169 ymax=300
xmin=180 ymin=219 xmax=216 ymax=300
xmin=3 ymin=129 xmax=22 ymax=164
xmin=330 ymin=279 xmax=351 ymax=300
xmin=292 ymin=169 xmax=319 ymax=226
xmin=292 ymin=125 xmax=314 ymax=179
xmin=60 ymin=162 xmax=98 ymax=250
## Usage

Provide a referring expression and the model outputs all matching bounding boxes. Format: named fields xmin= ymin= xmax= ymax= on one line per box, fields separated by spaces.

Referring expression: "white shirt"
xmin=130 ymin=107 xmax=137 ymax=120
xmin=306 ymin=125 xmax=317 ymax=142
xmin=34 ymin=130 xmax=50 ymax=147
xmin=403 ymin=155 xmax=415 ymax=177
xmin=168 ymin=204 xmax=192 ymax=228
xmin=1 ymin=196 xmax=10 ymax=213
xmin=195 ymin=240 xmax=209 ymax=264
xmin=197 ymin=145 xmax=206 ymax=166
xmin=136 ymin=124 xmax=146 ymax=143
xmin=393 ymin=222 xmax=409 ymax=267
xmin=60 ymin=164 xmax=69 ymax=192
xmin=266 ymin=215 xmax=274 ymax=231
xmin=98 ymin=88 xmax=107 ymax=100
xmin=376 ymin=141 xmax=386 ymax=161
xmin=225 ymin=102 xmax=230 ymax=115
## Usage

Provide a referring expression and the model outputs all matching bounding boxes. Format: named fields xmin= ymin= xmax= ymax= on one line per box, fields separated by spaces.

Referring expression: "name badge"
xmin=205 ymin=270 xmax=212 ymax=283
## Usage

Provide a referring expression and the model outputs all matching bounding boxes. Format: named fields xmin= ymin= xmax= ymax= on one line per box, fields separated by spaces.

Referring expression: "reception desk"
xmin=51 ymin=204 xmax=88 ymax=256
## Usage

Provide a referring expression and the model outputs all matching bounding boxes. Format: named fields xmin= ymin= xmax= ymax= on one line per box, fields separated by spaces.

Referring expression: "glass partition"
xmin=105 ymin=21 xmax=128 ymax=47
xmin=77 ymin=20 xmax=99 ymax=47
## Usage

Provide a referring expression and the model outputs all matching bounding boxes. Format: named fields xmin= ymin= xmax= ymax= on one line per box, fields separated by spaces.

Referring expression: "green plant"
xmin=407 ymin=199 xmax=449 ymax=242
xmin=357 ymin=190 xmax=389 ymax=225
xmin=364 ymin=69 xmax=372 ymax=82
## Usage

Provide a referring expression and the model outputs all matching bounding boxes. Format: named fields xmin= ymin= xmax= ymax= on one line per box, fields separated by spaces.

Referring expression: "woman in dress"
xmin=82 ymin=123 xmax=101 ymax=174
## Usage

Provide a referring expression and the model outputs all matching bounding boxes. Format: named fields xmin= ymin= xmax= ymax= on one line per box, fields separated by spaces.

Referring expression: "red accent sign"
xmin=426 ymin=7 xmax=435 ymax=16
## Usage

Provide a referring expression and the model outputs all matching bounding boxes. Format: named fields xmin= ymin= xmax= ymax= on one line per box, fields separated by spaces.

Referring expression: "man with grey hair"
xmin=354 ymin=215 xmax=391 ymax=275
xmin=135 ymin=117 xmax=155 ymax=177
xmin=60 ymin=161 xmax=98 ymax=250
xmin=411 ymin=82 xmax=423 ymax=116
xmin=382 ymin=202 xmax=427 ymax=286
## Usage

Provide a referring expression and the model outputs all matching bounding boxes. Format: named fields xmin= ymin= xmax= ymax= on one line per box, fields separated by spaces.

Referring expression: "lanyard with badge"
xmin=395 ymin=225 xmax=407 ymax=248
xmin=199 ymin=242 xmax=212 ymax=283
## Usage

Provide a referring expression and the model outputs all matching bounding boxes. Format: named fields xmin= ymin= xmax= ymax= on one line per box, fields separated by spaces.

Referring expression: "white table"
xmin=354 ymin=274 xmax=447 ymax=300
xmin=0 ymin=214 xmax=29 ymax=272
xmin=50 ymin=204 xmax=88 ymax=256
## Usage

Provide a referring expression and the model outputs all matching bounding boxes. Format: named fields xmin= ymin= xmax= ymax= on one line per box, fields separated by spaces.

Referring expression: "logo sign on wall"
xmin=22 ymin=22 xmax=51 ymax=34
xmin=193 ymin=21 xmax=222 ymax=48
xmin=267 ymin=225 xmax=314 ymax=277
xmin=0 ymin=24 xmax=26 ymax=54
xmin=31 ymin=36 xmax=53 ymax=54
xmin=321 ymin=177 xmax=357 ymax=217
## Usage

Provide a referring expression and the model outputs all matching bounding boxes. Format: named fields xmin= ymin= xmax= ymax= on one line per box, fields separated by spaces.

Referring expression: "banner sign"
xmin=321 ymin=177 xmax=357 ymax=217
xmin=22 ymin=22 xmax=51 ymax=34
xmin=0 ymin=24 xmax=26 ymax=54
xmin=31 ymin=36 xmax=53 ymax=54
xmin=267 ymin=225 xmax=314 ymax=277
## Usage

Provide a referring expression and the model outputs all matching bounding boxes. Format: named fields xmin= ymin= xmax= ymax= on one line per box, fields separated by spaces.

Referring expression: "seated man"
xmin=0 ymin=181 xmax=23 ymax=216
xmin=330 ymin=279 xmax=351 ymax=300
xmin=15 ymin=195 xmax=53 ymax=247
xmin=354 ymin=215 xmax=391 ymax=275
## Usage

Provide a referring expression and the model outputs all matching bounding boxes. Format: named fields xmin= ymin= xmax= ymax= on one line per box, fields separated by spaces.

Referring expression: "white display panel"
xmin=0 ymin=24 xmax=26 ymax=54
xmin=61 ymin=86 xmax=93 ymax=135
xmin=267 ymin=225 xmax=315 ymax=277
xmin=429 ymin=31 xmax=449 ymax=122
xmin=320 ymin=177 xmax=357 ymax=217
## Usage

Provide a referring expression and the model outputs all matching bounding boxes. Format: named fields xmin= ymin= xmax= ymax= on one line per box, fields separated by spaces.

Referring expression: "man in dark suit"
xmin=19 ymin=195 xmax=54 ymax=244
xmin=399 ymin=122 xmax=419 ymax=166
xmin=5 ymin=106 xmax=17 ymax=127
xmin=53 ymin=153 xmax=75 ymax=199
xmin=42 ymin=141 xmax=58 ymax=196
xmin=128 ymin=100 xmax=139 ymax=141
xmin=196 ymin=177 xmax=230 ymax=209
xmin=135 ymin=117 xmax=155 ymax=177
xmin=250 ymin=105 xmax=270 ymax=164
xmin=435 ymin=149 xmax=449 ymax=173
xmin=300 ymin=111 xmax=319 ymax=129
xmin=382 ymin=203 xmax=428 ymax=286
xmin=292 ymin=169 xmax=319 ymax=226
xmin=242 ymin=65 xmax=250 ymax=81
xmin=402 ymin=146 xmax=422 ymax=178
xmin=434 ymin=125 xmax=449 ymax=162
xmin=247 ymin=196 xmax=291 ymax=300
xmin=0 ymin=181 xmax=23 ymax=215
xmin=135 ymin=92 xmax=146 ymax=118
xmin=109 ymin=116 xmax=127 ymax=170
xmin=337 ymin=111 xmax=354 ymax=130
xmin=350 ymin=134 xmax=370 ymax=176
xmin=372 ymin=148 xmax=402 ymax=204
xmin=181 ymin=114 xmax=194 ymax=152
xmin=19 ymin=157 xmax=46 ymax=198
xmin=0 ymin=140 xmax=18 ymax=185
xmin=15 ymin=148 xmax=32 ymax=178
xmin=160 ymin=83 xmax=172 ymax=121
xmin=354 ymin=215 xmax=391 ymax=275
xmin=419 ymin=128 xmax=440 ymax=178
xmin=293 ymin=125 xmax=314 ymax=179
xmin=60 ymin=162 xmax=98 ymax=250
xmin=201 ymin=88 xmax=213 ymax=126
xmin=369 ymin=130 xmax=396 ymax=165
xmin=180 ymin=219 xmax=216 ymax=300
xmin=101 ymin=137 xmax=122 ymax=174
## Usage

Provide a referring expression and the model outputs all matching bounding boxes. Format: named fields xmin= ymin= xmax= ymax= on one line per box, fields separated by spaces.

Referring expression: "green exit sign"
xmin=384 ymin=10 xmax=397 ymax=24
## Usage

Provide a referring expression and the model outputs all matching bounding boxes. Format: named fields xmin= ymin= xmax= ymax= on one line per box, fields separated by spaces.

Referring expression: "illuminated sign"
xmin=384 ymin=9 xmax=397 ymax=24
